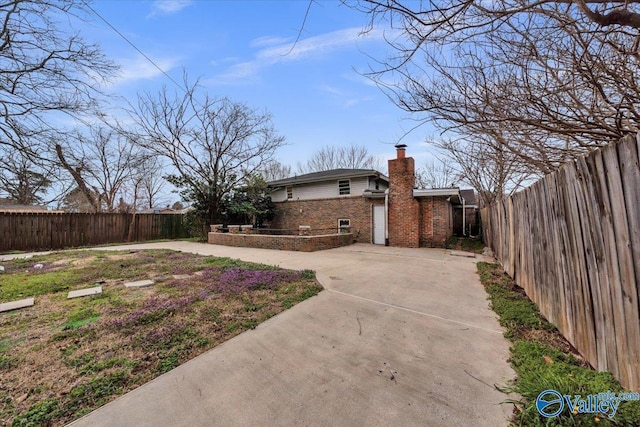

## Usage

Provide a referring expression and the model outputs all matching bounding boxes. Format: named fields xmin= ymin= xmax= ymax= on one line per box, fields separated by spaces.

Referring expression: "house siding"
xmin=271 ymin=188 xmax=287 ymax=202
xmin=264 ymin=162 xmax=458 ymax=250
xmin=270 ymin=197 xmax=384 ymax=243
xmin=270 ymin=177 xmax=384 ymax=203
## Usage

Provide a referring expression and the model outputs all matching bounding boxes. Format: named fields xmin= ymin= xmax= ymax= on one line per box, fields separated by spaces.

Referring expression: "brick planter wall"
xmin=208 ymin=232 xmax=353 ymax=252
xmin=270 ymin=197 xmax=383 ymax=243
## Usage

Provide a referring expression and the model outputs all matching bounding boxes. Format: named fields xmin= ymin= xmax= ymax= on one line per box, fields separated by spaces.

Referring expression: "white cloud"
xmin=210 ymin=56 xmax=240 ymax=67
xmin=210 ymin=26 xmax=387 ymax=85
xmin=149 ymin=0 xmax=192 ymax=16
xmin=257 ymin=27 xmax=385 ymax=62
xmin=250 ymin=36 xmax=291 ymax=48
xmin=343 ymin=96 xmax=373 ymax=108
xmin=112 ymin=55 xmax=182 ymax=86
xmin=318 ymin=84 xmax=342 ymax=95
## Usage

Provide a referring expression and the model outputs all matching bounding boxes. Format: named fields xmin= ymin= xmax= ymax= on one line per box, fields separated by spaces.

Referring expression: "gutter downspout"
xmin=384 ymin=188 xmax=389 ymax=246
xmin=462 ymin=195 xmax=466 ymax=236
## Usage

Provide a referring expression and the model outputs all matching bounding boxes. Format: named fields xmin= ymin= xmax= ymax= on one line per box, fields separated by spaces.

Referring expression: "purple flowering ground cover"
xmin=0 ymin=249 xmax=322 ymax=426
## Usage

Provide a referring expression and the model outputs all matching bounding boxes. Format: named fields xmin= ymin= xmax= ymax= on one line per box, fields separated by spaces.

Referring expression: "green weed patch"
xmin=477 ymin=262 xmax=640 ymax=426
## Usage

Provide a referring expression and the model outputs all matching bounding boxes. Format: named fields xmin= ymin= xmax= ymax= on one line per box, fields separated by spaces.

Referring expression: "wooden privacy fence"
xmin=0 ymin=213 xmax=188 ymax=252
xmin=481 ymin=134 xmax=640 ymax=391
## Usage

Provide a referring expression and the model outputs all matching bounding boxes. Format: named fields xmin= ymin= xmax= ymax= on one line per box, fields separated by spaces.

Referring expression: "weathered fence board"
xmin=481 ymin=134 xmax=640 ymax=391
xmin=0 ymin=213 xmax=187 ymax=252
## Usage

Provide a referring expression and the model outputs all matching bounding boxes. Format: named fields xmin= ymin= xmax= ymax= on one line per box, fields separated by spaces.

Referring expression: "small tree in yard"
xmin=128 ymin=77 xmax=285 ymax=237
xmin=0 ymin=153 xmax=52 ymax=205
xmin=224 ymin=175 xmax=275 ymax=227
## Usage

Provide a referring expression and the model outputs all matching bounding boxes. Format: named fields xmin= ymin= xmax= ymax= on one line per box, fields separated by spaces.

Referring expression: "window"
xmin=338 ymin=218 xmax=350 ymax=233
xmin=286 ymin=186 xmax=293 ymax=199
xmin=338 ymin=179 xmax=350 ymax=195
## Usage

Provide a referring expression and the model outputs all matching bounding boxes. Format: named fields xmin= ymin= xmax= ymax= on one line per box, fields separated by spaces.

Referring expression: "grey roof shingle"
xmin=459 ymin=189 xmax=477 ymax=205
xmin=268 ymin=169 xmax=388 ymax=187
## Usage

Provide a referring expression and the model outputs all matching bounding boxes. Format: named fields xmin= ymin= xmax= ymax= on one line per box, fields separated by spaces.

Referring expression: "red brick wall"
xmin=208 ymin=232 xmax=353 ymax=252
xmin=270 ymin=197 xmax=384 ymax=243
xmin=387 ymin=157 xmax=420 ymax=247
xmin=418 ymin=197 xmax=453 ymax=247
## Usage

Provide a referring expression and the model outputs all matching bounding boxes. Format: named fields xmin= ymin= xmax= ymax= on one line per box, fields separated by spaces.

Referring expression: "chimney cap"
xmin=394 ymin=143 xmax=407 ymax=149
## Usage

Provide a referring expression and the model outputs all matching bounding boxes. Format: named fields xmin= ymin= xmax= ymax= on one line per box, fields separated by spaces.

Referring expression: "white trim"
xmin=413 ymin=188 xmax=460 ymax=198
xmin=337 ymin=218 xmax=351 ymax=233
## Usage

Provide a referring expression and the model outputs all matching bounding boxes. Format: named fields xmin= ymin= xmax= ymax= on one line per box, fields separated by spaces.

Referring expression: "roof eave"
xmin=268 ymin=171 xmax=388 ymax=187
xmin=412 ymin=188 xmax=460 ymax=198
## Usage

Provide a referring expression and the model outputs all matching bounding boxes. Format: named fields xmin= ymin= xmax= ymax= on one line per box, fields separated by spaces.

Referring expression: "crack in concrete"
xmin=327 ymin=288 xmax=503 ymax=335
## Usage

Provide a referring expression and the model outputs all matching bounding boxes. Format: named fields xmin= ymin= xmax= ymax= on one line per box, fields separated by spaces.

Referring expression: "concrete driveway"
xmin=64 ymin=242 xmax=514 ymax=426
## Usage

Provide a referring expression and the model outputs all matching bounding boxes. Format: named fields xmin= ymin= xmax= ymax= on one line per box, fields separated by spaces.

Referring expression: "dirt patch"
xmin=520 ymin=328 xmax=591 ymax=369
xmin=0 ymin=250 xmax=322 ymax=426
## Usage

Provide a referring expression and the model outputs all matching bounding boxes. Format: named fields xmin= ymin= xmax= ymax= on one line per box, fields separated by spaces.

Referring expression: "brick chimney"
xmin=387 ymin=144 xmax=419 ymax=248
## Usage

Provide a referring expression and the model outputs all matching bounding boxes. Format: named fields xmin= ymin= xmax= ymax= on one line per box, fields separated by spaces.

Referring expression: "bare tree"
xmin=0 ymin=1 xmax=116 ymax=209
xmin=55 ymin=141 xmax=101 ymax=212
xmin=55 ymin=126 xmax=145 ymax=212
xmin=415 ymin=158 xmax=460 ymax=189
xmin=136 ymin=156 xmax=167 ymax=209
xmin=397 ymin=18 xmax=639 ymax=166
xmin=0 ymin=0 xmax=115 ymax=156
xmin=297 ymin=144 xmax=382 ymax=173
xmin=260 ymin=161 xmax=292 ymax=182
xmin=433 ymin=135 xmax=536 ymax=207
xmin=127 ymin=78 xmax=285 ymax=226
xmin=349 ymin=1 xmax=640 ymax=36
xmin=335 ymin=0 xmax=640 ymax=205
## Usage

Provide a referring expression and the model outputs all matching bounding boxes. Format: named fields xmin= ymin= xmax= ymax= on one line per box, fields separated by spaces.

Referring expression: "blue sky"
xmin=81 ymin=0 xmax=436 ymax=173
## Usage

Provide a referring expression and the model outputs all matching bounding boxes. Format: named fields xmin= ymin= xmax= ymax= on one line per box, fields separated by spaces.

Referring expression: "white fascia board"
xmin=413 ymin=188 xmax=460 ymax=198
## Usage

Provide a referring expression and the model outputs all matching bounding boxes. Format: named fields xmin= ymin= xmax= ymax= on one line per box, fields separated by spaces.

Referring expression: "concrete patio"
xmin=52 ymin=242 xmax=514 ymax=426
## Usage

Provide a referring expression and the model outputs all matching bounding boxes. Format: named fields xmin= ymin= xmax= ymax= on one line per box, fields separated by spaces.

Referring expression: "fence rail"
xmin=481 ymin=134 xmax=640 ymax=391
xmin=0 ymin=213 xmax=188 ymax=252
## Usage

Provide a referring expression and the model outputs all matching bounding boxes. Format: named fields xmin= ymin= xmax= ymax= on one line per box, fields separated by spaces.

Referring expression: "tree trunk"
xmin=55 ymin=144 xmax=101 ymax=212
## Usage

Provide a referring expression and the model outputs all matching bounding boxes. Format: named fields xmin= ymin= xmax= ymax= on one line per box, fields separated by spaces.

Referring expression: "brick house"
xmin=267 ymin=145 xmax=472 ymax=248
xmin=268 ymin=169 xmax=389 ymax=243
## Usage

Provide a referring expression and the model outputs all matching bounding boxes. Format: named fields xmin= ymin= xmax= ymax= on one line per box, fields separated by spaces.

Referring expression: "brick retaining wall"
xmin=208 ymin=231 xmax=353 ymax=252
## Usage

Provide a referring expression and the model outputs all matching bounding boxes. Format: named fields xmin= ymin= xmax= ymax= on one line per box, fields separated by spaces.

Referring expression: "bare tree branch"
xmin=297 ymin=144 xmax=382 ymax=173
xmin=126 ymin=76 xmax=286 ymax=225
xmin=345 ymin=0 xmax=640 ymax=191
xmin=0 ymin=0 xmax=116 ymax=154
xmin=415 ymin=158 xmax=460 ymax=188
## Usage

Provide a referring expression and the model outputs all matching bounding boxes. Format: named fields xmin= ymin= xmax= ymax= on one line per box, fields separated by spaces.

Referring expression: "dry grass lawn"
xmin=0 ymin=249 xmax=322 ymax=426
